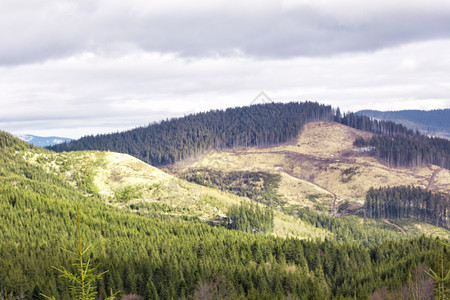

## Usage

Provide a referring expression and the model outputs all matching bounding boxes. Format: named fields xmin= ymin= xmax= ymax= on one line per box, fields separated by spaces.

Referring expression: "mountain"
xmin=170 ymin=121 xmax=450 ymax=229
xmin=49 ymin=102 xmax=450 ymax=171
xmin=357 ymin=109 xmax=450 ymax=138
xmin=45 ymin=101 xmax=450 ymax=228
xmin=2 ymin=129 xmax=449 ymax=299
xmin=49 ymin=102 xmax=336 ymax=165
xmin=15 ymin=133 xmax=72 ymax=147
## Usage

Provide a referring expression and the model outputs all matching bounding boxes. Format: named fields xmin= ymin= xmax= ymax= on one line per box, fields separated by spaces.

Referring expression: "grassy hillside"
xmin=32 ymin=145 xmax=449 ymax=241
xmin=25 ymin=149 xmax=329 ymax=240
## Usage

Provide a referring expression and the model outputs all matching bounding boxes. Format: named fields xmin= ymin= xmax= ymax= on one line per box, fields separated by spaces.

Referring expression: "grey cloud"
xmin=90 ymin=7 xmax=450 ymax=57
xmin=2 ymin=2 xmax=450 ymax=65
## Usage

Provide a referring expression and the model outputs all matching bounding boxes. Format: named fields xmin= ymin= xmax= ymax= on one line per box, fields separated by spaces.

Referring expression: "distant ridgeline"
xmin=357 ymin=109 xmax=450 ymax=138
xmin=49 ymin=102 xmax=450 ymax=169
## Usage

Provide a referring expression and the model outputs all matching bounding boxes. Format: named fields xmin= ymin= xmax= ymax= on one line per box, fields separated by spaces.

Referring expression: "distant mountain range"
xmin=356 ymin=109 xmax=450 ymax=138
xmin=14 ymin=134 xmax=72 ymax=147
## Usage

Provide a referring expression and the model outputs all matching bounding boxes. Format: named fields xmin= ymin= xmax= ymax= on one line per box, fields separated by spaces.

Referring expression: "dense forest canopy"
xmin=365 ymin=186 xmax=450 ymax=229
xmin=227 ymin=201 xmax=274 ymax=234
xmin=49 ymin=102 xmax=335 ymax=165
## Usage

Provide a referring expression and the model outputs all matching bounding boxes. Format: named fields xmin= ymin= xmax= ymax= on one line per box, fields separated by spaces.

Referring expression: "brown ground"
xmin=169 ymin=121 xmax=450 ymax=213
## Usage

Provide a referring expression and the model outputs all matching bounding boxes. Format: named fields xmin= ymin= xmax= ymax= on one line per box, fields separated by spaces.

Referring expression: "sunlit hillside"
xmin=170 ymin=121 xmax=450 ymax=215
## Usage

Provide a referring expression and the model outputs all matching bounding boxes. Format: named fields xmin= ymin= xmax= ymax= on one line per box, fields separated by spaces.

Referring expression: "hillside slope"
xmin=170 ymin=121 xmax=450 ymax=214
xmin=29 ymin=144 xmax=449 ymax=240
xmin=25 ymin=150 xmax=329 ymax=239
xmin=2 ymin=131 xmax=335 ymax=298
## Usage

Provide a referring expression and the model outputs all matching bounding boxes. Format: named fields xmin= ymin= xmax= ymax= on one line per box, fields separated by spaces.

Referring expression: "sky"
xmin=1 ymin=0 xmax=450 ymax=138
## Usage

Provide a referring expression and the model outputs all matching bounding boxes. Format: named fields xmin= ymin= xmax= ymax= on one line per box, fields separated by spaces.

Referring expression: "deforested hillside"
xmin=171 ymin=122 xmax=450 ymax=221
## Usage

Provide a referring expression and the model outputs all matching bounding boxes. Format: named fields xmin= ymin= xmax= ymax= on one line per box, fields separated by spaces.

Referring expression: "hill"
xmin=49 ymin=102 xmax=450 ymax=172
xmin=36 ymin=127 xmax=450 ymax=238
xmin=44 ymin=101 xmax=450 ymax=233
xmin=357 ymin=109 xmax=450 ymax=138
xmin=48 ymin=102 xmax=336 ymax=166
xmin=170 ymin=122 xmax=450 ymax=202
xmin=169 ymin=121 xmax=450 ymax=229
xmin=25 ymin=149 xmax=328 ymax=239
xmin=1 ymin=129 xmax=449 ymax=299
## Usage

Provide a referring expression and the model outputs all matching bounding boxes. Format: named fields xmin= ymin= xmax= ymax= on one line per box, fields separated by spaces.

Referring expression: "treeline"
xmin=49 ymin=102 xmax=335 ymax=166
xmin=227 ymin=202 xmax=274 ymax=234
xmin=365 ymin=186 xmax=450 ymax=229
xmin=356 ymin=109 xmax=450 ymax=137
xmin=340 ymin=111 xmax=416 ymax=136
xmin=344 ymin=111 xmax=450 ymax=169
xmin=354 ymin=134 xmax=450 ymax=169
xmin=182 ymin=169 xmax=283 ymax=206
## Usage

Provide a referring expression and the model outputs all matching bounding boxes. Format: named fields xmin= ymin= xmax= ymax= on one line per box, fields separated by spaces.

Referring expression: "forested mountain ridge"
xmin=49 ymin=102 xmax=335 ymax=165
xmin=49 ymin=102 xmax=450 ymax=171
xmin=357 ymin=109 xmax=450 ymax=138
xmin=1 ymin=129 xmax=449 ymax=299
xmin=30 ymin=126 xmax=450 ymax=238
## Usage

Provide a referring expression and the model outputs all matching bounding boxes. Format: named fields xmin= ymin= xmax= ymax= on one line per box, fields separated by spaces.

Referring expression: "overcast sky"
xmin=1 ymin=0 xmax=450 ymax=138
